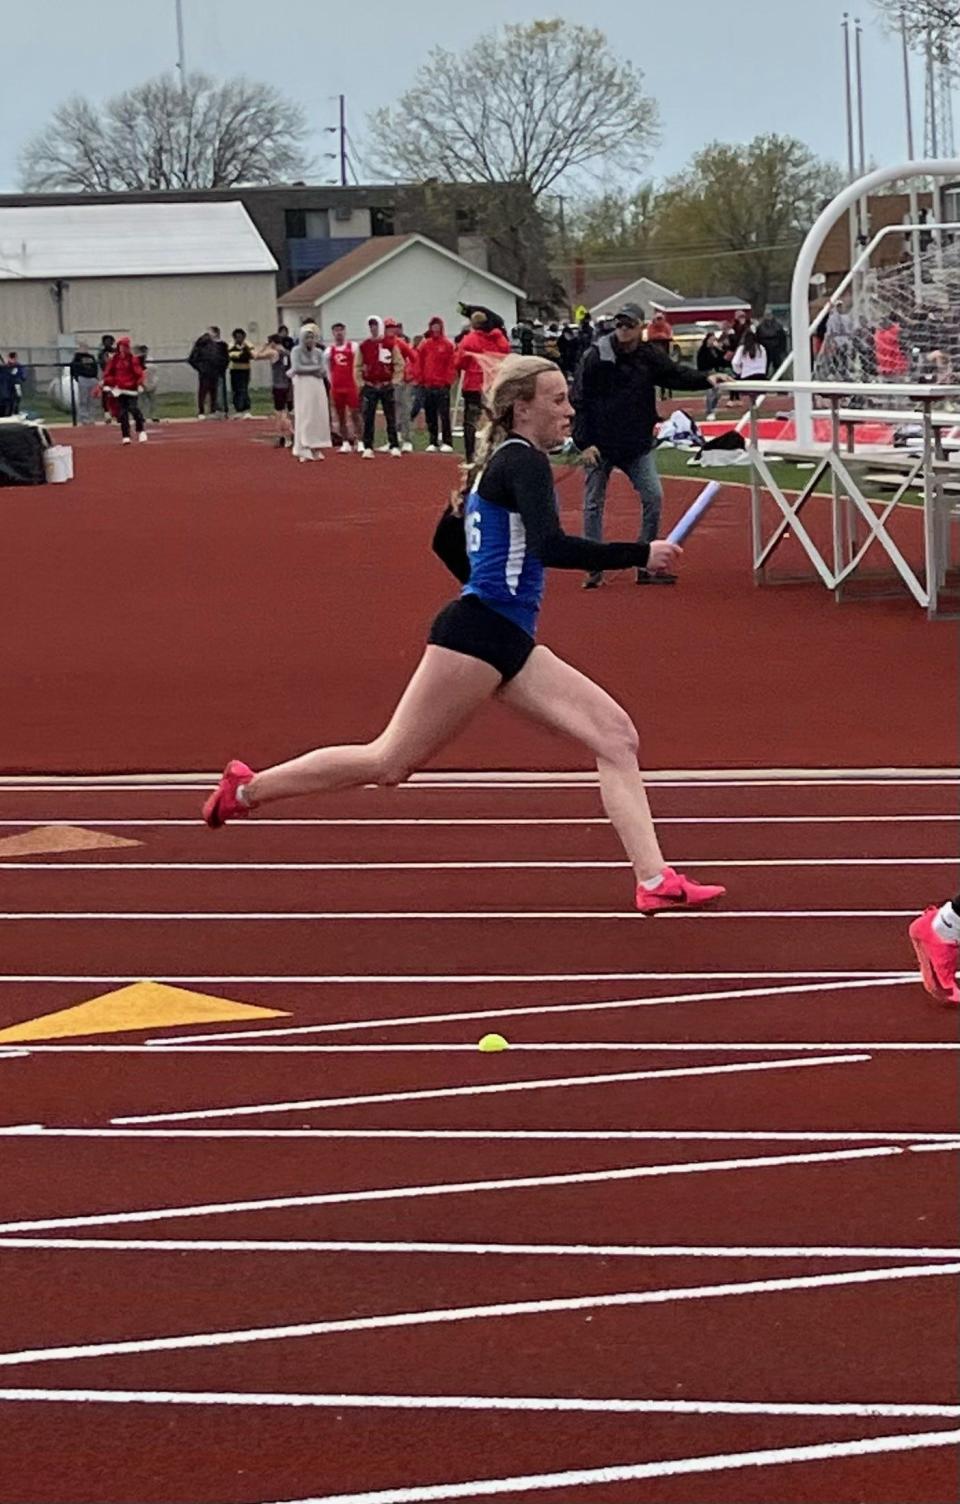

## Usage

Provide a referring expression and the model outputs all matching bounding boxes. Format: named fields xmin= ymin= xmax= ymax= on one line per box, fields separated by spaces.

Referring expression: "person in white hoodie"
xmin=289 ymin=323 xmax=331 ymax=461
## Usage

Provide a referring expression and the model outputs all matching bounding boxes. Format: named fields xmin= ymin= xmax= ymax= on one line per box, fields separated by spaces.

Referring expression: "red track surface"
xmin=1 ymin=774 xmax=959 ymax=1503
xmin=0 ymin=420 xmax=956 ymax=773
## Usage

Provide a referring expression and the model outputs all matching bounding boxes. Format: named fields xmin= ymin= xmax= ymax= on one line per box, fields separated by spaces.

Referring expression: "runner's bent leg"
xmin=499 ymin=646 xmax=664 ymax=881
xmin=245 ymin=647 xmax=500 ymax=805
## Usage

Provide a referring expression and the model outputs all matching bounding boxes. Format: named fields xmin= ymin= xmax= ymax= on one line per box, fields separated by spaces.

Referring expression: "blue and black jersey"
xmin=461 ymin=435 xmax=652 ymax=636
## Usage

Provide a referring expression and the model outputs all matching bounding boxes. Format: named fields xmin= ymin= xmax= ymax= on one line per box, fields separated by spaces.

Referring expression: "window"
xmin=285 ymin=209 xmax=307 ymax=240
xmin=305 ymin=210 xmax=330 ymax=238
xmin=371 ymin=207 xmax=395 ymax=236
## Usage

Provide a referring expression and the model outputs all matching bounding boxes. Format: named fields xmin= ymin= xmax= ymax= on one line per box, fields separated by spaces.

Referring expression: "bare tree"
xmin=366 ymin=19 xmax=659 ymax=200
xmin=19 ymin=73 xmax=309 ymax=192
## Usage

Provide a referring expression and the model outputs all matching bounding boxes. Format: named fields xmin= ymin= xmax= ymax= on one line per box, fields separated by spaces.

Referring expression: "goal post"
xmin=791 ymin=159 xmax=960 ymax=445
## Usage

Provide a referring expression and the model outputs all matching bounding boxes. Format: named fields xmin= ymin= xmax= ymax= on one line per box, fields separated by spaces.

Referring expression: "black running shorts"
xmin=428 ymin=595 xmax=536 ymax=684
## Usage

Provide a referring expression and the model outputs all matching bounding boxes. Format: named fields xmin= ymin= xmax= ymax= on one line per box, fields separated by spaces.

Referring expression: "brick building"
xmin=812 ymin=190 xmax=935 ymax=295
xmin=0 ymin=180 xmax=536 ymax=295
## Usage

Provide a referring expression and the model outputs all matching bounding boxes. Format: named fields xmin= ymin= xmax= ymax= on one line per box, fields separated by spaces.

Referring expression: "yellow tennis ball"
xmin=478 ymin=1032 xmax=509 ymax=1053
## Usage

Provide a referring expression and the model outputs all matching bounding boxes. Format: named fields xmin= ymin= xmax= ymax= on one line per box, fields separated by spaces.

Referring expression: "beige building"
xmin=279 ymin=233 xmax=524 ymax=338
xmin=0 ymin=201 xmax=278 ymax=375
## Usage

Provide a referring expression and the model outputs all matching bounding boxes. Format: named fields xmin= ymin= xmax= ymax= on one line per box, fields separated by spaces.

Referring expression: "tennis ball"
xmin=478 ymin=1032 xmax=509 ymax=1053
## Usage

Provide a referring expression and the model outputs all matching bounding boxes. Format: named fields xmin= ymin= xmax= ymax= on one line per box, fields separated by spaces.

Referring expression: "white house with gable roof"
xmin=278 ymin=233 xmax=525 ymax=338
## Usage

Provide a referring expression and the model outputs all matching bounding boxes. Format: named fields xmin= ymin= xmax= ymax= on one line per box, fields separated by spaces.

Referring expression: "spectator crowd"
xmin=3 ymin=301 xmax=794 ymax=460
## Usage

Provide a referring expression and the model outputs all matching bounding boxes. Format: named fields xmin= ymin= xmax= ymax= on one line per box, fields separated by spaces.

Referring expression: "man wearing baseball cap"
xmin=573 ymin=303 xmax=723 ymax=587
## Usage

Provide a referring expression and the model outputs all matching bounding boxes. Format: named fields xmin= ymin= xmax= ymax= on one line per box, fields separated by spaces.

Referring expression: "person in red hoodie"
xmin=101 ymin=336 xmax=147 ymax=445
xmin=418 ymin=315 xmax=456 ymax=451
xmin=455 ymin=308 xmax=511 ymax=461
xmin=354 ymin=315 xmax=403 ymax=457
xmin=324 ymin=322 xmax=361 ymax=450
xmin=874 ymin=316 xmax=909 ymax=380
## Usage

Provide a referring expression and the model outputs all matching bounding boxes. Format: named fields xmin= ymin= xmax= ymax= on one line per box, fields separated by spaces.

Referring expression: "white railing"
xmin=734 ymin=379 xmax=960 ymax=618
xmin=738 ymin=219 xmax=960 ymax=435
xmin=791 ymin=160 xmax=960 ymax=445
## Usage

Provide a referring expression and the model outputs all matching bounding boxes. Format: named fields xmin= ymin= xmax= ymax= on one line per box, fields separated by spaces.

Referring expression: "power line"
xmin=556 ymin=241 xmax=804 ymax=270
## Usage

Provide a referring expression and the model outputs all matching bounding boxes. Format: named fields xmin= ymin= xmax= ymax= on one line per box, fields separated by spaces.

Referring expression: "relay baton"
xmin=666 ymin=481 xmax=722 ymax=546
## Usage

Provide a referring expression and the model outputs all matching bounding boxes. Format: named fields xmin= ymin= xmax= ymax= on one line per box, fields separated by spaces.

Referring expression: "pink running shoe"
xmin=636 ymin=865 xmax=726 ymax=914
xmin=909 ymin=907 xmax=960 ymax=1006
xmin=202 ymin=759 xmax=255 ymax=829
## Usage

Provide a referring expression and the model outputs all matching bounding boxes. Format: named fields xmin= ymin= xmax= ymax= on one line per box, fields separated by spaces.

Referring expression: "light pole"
xmin=900 ymin=5 xmax=923 ymax=302
xmin=842 ymin=15 xmax=858 ymax=277
xmin=175 ymin=0 xmax=187 ymax=90
xmin=854 ymin=17 xmax=868 ymax=245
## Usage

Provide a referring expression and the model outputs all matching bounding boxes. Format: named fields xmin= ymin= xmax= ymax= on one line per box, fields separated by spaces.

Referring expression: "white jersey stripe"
xmin=505 ymin=512 xmax=527 ymax=594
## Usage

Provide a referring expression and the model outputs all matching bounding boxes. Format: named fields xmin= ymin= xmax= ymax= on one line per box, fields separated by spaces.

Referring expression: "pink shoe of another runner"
xmin=909 ymin=907 xmax=960 ymax=1006
xmin=203 ymin=759 xmax=255 ymax=829
xmin=636 ymin=865 xmax=726 ymax=914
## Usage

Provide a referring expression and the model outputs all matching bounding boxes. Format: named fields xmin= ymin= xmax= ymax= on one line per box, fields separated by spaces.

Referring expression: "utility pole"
xmin=842 ymin=17 xmax=858 ymax=273
xmin=339 ymin=94 xmax=348 ymax=187
xmin=854 ymin=17 xmax=868 ymax=246
xmin=900 ymin=5 xmax=923 ymax=303
xmin=175 ymin=0 xmax=187 ymax=90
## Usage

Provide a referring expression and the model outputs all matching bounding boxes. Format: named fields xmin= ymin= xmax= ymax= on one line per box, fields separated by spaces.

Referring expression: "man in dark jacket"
xmin=70 ymin=342 xmax=100 ymax=425
xmin=574 ymin=303 xmax=721 ymax=587
xmin=756 ymin=309 xmax=788 ymax=373
xmin=0 ymin=360 xmax=16 ymax=418
xmin=188 ymin=326 xmax=229 ymax=418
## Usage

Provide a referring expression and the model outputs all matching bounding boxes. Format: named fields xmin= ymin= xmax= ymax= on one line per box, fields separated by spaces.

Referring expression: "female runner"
xmin=203 ymin=355 xmax=724 ymax=912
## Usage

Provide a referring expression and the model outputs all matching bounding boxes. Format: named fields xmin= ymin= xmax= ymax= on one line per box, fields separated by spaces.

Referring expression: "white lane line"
xmin=910 ymin=1141 xmax=960 ymax=1153
xmin=0 ymin=1144 xmax=899 ymax=1235
xmin=1 ymin=814 xmax=958 ymax=828
xmin=0 ymin=1388 xmax=956 ymax=1418
xmin=0 ymin=970 xmax=909 ymax=986
xmin=112 ymin=1054 xmax=870 ymax=1125
xmin=4 ymin=1127 xmax=955 ymax=1144
xmin=0 ymin=1261 xmax=953 ymax=1371
xmin=0 ymin=909 xmax=921 ymax=919
xmin=154 ymin=977 xmax=915 ymax=1045
xmin=256 ymin=1429 xmax=960 ymax=1504
xmin=0 ymin=770 xmax=955 ymax=786
xmin=0 ymin=858 xmax=954 ymax=871
xmin=18 ymin=1040 xmax=958 ymax=1055
xmin=1 ymin=1237 xmax=957 ymax=1260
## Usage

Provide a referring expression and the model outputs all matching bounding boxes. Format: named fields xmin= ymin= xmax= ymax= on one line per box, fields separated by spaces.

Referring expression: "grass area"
xmin=654 ymin=444 xmax=833 ymax=495
xmin=652 ymin=444 xmax=924 ymax=507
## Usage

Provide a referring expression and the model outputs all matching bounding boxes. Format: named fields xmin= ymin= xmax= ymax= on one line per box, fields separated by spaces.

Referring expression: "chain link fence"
xmin=6 ymin=345 xmax=274 ymax=425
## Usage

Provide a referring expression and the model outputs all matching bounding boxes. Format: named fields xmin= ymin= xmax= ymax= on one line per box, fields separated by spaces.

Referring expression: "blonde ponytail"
xmin=458 ymin=355 xmax=559 ymax=502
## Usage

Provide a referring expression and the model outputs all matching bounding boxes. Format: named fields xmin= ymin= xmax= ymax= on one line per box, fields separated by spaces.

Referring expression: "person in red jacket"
xmin=354 ymin=315 xmax=403 ymax=457
xmin=101 ymin=336 xmax=147 ymax=444
xmin=418 ymin=315 xmax=456 ymax=451
xmin=384 ymin=318 xmax=418 ymax=451
xmin=874 ymin=316 xmax=909 ymax=379
xmin=455 ymin=308 xmax=511 ymax=461
xmin=324 ymin=322 xmax=361 ymax=450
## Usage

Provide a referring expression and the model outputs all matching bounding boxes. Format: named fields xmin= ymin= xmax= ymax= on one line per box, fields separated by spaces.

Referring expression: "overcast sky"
xmin=1 ymin=0 xmax=925 ymax=195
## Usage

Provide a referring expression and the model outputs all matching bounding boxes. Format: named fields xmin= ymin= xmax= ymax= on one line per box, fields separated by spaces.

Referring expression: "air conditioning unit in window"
xmin=334 ymin=206 xmax=354 ymax=222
